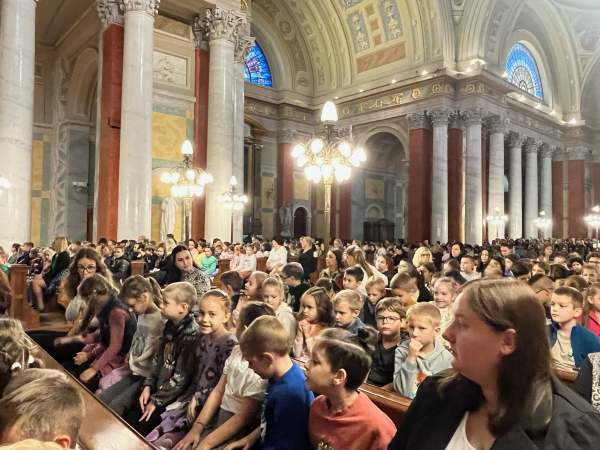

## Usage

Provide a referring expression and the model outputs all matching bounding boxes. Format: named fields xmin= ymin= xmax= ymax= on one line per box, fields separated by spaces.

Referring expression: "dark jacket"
xmin=143 ymin=313 xmax=200 ymax=407
xmin=97 ymin=294 xmax=137 ymax=356
xmin=42 ymin=251 xmax=71 ymax=285
xmin=144 ymin=253 xmax=158 ymax=274
xmin=298 ymin=249 xmax=316 ymax=280
xmin=548 ymin=321 xmax=600 ymax=369
xmin=389 ymin=373 xmax=600 ymax=450
xmin=16 ymin=251 xmax=31 ymax=265
xmin=109 ymin=256 xmax=130 ymax=284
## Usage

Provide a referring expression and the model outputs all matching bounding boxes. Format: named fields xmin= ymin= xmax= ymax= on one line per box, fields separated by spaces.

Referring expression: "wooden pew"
xmin=256 ymin=256 xmax=267 ymax=273
xmin=555 ymin=369 xmax=577 ymax=389
xmin=130 ymin=260 xmax=145 ymax=277
xmin=211 ymin=258 xmax=231 ymax=286
xmin=311 ymin=255 xmax=326 ymax=285
xmin=288 ymin=255 xmax=299 ymax=263
xmin=32 ymin=345 xmax=157 ymax=450
xmin=8 ymin=264 xmax=40 ymax=328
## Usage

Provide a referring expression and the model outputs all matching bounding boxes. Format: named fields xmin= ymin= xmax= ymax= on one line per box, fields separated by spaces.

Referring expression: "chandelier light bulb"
xmin=310 ymin=139 xmax=324 ymax=154
xmin=321 ymin=101 xmax=339 ymax=123
xmin=321 ymin=164 xmax=333 ymax=180
xmin=230 ymin=175 xmax=238 ymax=186
xmin=195 ymin=186 xmax=203 ymax=197
xmin=348 ymin=154 xmax=360 ymax=167
xmin=334 ymin=168 xmax=344 ymax=182
xmin=312 ymin=169 xmax=322 ymax=184
xmin=594 ymin=206 xmax=600 ymax=213
xmin=242 ymin=195 xmax=248 ymax=203
xmin=316 ymin=156 xmax=324 ymax=166
xmin=291 ymin=144 xmax=305 ymax=157
xmin=297 ymin=154 xmax=309 ymax=167
xmin=354 ymin=147 xmax=367 ymax=162
xmin=186 ymin=170 xmax=195 ymax=181
xmin=171 ymin=172 xmax=180 ymax=183
xmin=161 ymin=172 xmax=171 ymax=183
xmin=339 ymin=142 xmax=352 ymax=157
xmin=181 ymin=139 xmax=194 ymax=155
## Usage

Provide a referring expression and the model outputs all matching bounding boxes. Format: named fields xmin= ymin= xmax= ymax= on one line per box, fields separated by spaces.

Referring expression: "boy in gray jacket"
xmin=393 ymin=302 xmax=453 ymax=398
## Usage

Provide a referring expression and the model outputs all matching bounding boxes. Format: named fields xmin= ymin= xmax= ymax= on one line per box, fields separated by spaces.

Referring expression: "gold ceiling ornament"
xmin=241 ymin=0 xmax=248 ymax=13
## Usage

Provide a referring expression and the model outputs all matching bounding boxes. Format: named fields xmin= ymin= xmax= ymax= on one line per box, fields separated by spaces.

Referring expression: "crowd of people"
xmin=1 ymin=234 xmax=600 ymax=449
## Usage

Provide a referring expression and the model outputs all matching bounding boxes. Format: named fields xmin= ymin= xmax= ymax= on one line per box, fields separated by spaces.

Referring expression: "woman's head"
xmin=540 ymin=243 xmax=553 ymax=258
xmin=120 ymin=275 xmax=162 ymax=315
xmin=326 ymin=249 xmax=343 ymax=269
xmin=433 ymin=277 xmax=460 ymax=309
xmin=271 ymin=235 xmax=284 ymax=248
xmin=480 ymin=248 xmax=490 ymax=264
xmin=198 ymin=290 xmax=232 ymax=335
xmin=262 ymin=276 xmax=285 ymax=310
xmin=172 ymin=245 xmax=195 ymax=273
xmin=299 ymin=287 xmax=335 ymax=327
xmin=345 ymin=246 xmax=373 ymax=278
xmin=421 ymin=262 xmax=436 ymax=284
xmin=301 ymin=236 xmax=314 ymax=250
xmin=451 ymin=243 xmax=464 ymax=258
xmin=412 ymin=247 xmax=432 ymax=267
xmin=60 ymin=248 xmax=111 ymax=302
xmin=237 ymin=301 xmax=276 ymax=341
xmin=246 ymin=271 xmax=268 ymax=299
xmin=51 ymin=237 xmax=69 ymax=253
xmin=441 ymin=279 xmax=551 ymax=435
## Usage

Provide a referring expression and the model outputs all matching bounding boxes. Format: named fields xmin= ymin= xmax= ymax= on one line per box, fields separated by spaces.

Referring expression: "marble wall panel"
xmin=294 ymin=177 xmax=310 ymax=201
xmin=153 ymin=51 xmax=188 ymax=88
xmin=66 ymin=128 xmax=92 ymax=242
xmin=365 ymin=178 xmax=385 ymax=199
xmin=30 ymin=133 xmax=51 ymax=246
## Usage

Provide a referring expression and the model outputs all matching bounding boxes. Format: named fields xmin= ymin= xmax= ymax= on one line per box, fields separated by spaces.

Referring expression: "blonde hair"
xmin=345 ymin=245 xmax=374 ymax=278
xmin=1 ymin=440 xmax=64 ymax=450
xmin=239 ymin=315 xmax=291 ymax=358
xmin=390 ymin=272 xmax=417 ymax=292
xmin=164 ymin=281 xmax=198 ymax=311
xmin=164 ymin=238 xmax=177 ymax=255
xmin=51 ymin=237 xmax=69 ymax=253
xmin=412 ymin=246 xmax=432 ymax=267
xmin=365 ymin=277 xmax=386 ymax=292
xmin=434 ymin=277 xmax=461 ymax=296
xmin=262 ymin=276 xmax=285 ymax=296
xmin=583 ymin=283 xmax=600 ymax=328
xmin=249 ymin=271 xmax=268 ymax=300
xmin=302 ymin=236 xmax=315 ymax=247
xmin=332 ymin=289 xmax=363 ymax=312
xmin=407 ymin=302 xmax=442 ymax=327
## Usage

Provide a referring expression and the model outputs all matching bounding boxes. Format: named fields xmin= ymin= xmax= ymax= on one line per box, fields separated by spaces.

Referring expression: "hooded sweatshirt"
xmin=393 ymin=337 xmax=453 ymax=398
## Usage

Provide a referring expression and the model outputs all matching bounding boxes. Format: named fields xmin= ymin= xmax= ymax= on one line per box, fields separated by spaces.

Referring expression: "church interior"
xmin=2 ymin=1 xmax=600 ymax=450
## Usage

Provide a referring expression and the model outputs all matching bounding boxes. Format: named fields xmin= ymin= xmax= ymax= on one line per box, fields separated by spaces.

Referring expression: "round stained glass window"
xmin=505 ymin=43 xmax=543 ymax=99
xmin=245 ymin=43 xmax=272 ymax=88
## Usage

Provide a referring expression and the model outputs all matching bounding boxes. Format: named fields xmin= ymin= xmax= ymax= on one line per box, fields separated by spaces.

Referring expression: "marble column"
xmin=552 ymin=149 xmax=565 ymax=238
xmin=447 ymin=114 xmax=463 ymax=241
xmin=508 ymin=133 xmax=526 ymax=239
xmin=461 ymin=108 xmax=487 ymax=245
xmin=539 ymin=144 xmax=555 ymax=238
xmin=407 ymin=113 xmax=432 ymax=244
xmin=276 ymin=129 xmax=296 ymax=236
xmin=204 ymin=7 xmax=246 ymax=241
xmin=232 ymin=35 xmax=254 ymax=242
xmin=0 ymin=0 xmax=37 ymax=246
xmin=524 ymin=139 xmax=541 ymax=238
xmin=427 ymin=108 xmax=453 ymax=243
xmin=485 ymin=116 xmax=509 ymax=239
xmin=593 ymin=151 xmax=600 ymax=208
xmin=117 ymin=0 xmax=159 ymax=240
xmin=566 ymin=147 xmax=588 ymax=238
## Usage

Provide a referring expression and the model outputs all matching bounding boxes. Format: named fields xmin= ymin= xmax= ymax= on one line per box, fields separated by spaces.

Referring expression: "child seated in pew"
xmin=333 ymin=290 xmax=366 ymax=334
xmin=262 ymin=276 xmax=297 ymax=344
xmin=582 ymin=263 xmax=599 ymax=285
xmin=229 ymin=271 xmax=268 ymax=329
xmin=225 ymin=316 xmax=314 ymax=450
xmin=432 ymin=277 xmax=460 ymax=342
xmin=201 ymin=247 xmax=219 ymax=279
xmin=0 ymin=372 xmax=84 ymax=448
xmin=281 ymin=262 xmax=311 ymax=312
xmin=306 ymin=328 xmax=397 ymax=450
xmin=193 ymin=242 xmax=207 ymax=267
xmin=125 ymin=282 xmax=201 ymax=436
xmin=67 ymin=274 xmax=137 ymax=392
xmin=343 ymin=266 xmax=367 ymax=301
xmin=143 ymin=245 xmax=158 ymax=274
xmin=220 ymin=270 xmax=245 ymax=311
xmin=98 ymin=276 xmax=166 ymax=414
xmin=146 ymin=290 xmax=237 ymax=449
xmin=390 ymin=272 xmax=418 ymax=312
xmin=582 ymin=283 xmax=600 ymax=337
xmin=236 ymin=244 xmax=257 ymax=279
xmin=172 ymin=302 xmax=273 ymax=450
xmin=549 ymin=286 xmax=600 ymax=372
xmin=393 ymin=302 xmax=453 ymax=398
xmin=361 ymin=277 xmax=387 ymax=328
xmin=367 ymin=298 xmax=408 ymax=387
xmin=0 ymin=317 xmax=38 ymax=397
xmin=293 ymin=287 xmax=336 ymax=362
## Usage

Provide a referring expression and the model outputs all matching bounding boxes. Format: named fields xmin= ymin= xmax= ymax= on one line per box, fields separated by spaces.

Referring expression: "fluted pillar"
xmin=539 ymin=144 xmax=554 ymax=238
xmin=485 ymin=116 xmax=509 ymax=239
xmin=233 ymin=35 xmax=254 ymax=242
xmin=428 ymin=108 xmax=453 ymax=243
xmin=508 ymin=134 xmax=526 ymax=238
xmin=203 ymin=7 xmax=245 ymax=241
xmin=524 ymin=140 xmax=541 ymax=238
xmin=117 ymin=0 xmax=159 ymax=239
xmin=0 ymin=0 xmax=37 ymax=246
xmin=462 ymin=108 xmax=487 ymax=245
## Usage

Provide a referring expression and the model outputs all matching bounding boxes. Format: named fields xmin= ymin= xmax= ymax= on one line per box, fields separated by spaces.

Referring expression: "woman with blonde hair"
xmin=31 ymin=237 xmax=71 ymax=311
xmin=412 ymin=246 xmax=433 ymax=268
xmin=389 ymin=278 xmax=600 ymax=450
xmin=345 ymin=245 xmax=387 ymax=284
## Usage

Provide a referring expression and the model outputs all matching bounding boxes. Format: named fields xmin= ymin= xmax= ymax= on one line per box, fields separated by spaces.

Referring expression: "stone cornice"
xmin=123 ymin=0 xmax=159 ymax=15
xmin=427 ymin=107 xmax=455 ymax=127
xmin=408 ymin=113 xmax=431 ymax=131
xmin=97 ymin=0 xmax=124 ymax=26
xmin=484 ymin=115 xmax=510 ymax=135
xmin=203 ymin=6 xmax=246 ymax=43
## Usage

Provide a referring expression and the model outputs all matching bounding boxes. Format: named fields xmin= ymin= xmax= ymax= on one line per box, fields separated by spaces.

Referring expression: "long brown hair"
xmin=345 ymin=245 xmax=374 ymax=278
xmin=583 ymin=283 xmax=600 ymax=328
xmin=76 ymin=275 xmax=117 ymax=335
xmin=60 ymin=248 xmax=113 ymax=302
xmin=121 ymin=275 xmax=163 ymax=307
xmin=439 ymin=279 xmax=552 ymax=436
xmin=298 ymin=287 xmax=335 ymax=328
xmin=0 ymin=271 xmax=11 ymax=315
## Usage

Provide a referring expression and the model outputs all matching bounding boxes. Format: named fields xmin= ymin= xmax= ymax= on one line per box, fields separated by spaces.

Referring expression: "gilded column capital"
xmin=539 ymin=144 xmax=556 ymax=159
xmin=203 ymin=6 xmax=247 ymax=44
xmin=427 ymin=107 xmax=455 ymax=127
xmin=407 ymin=113 xmax=431 ymax=131
xmin=97 ymin=0 xmax=124 ymax=26
xmin=235 ymin=35 xmax=255 ymax=64
xmin=277 ymin=129 xmax=297 ymax=143
xmin=508 ymin=133 xmax=527 ymax=149
xmin=524 ymin=139 xmax=542 ymax=154
xmin=123 ymin=0 xmax=160 ymax=15
xmin=461 ymin=107 xmax=487 ymax=126
xmin=193 ymin=14 xmax=210 ymax=51
xmin=484 ymin=116 xmax=510 ymax=135
xmin=565 ymin=146 xmax=588 ymax=160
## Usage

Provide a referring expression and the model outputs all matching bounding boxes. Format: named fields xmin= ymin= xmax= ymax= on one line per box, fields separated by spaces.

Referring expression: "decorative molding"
xmin=565 ymin=147 xmax=588 ymax=160
xmin=337 ymin=126 xmax=353 ymax=141
xmin=123 ymin=0 xmax=160 ymax=15
xmin=97 ymin=0 xmax=124 ymax=26
xmin=485 ymin=116 xmax=510 ymax=135
xmin=203 ymin=6 xmax=246 ymax=44
xmin=427 ymin=108 xmax=455 ymax=127
xmin=552 ymin=148 xmax=565 ymax=162
xmin=407 ymin=113 xmax=431 ymax=131
xmin=461 ymin=108 xmax=487 ymax=126
xmin=507 ymin=109 xmax=563 ymax=140
xmin=524 ymin=139 xmax=542 ymax=154
xmin=153 ymin=88 xmax=195 ymax=111
xmin=192 ymin=14 xmax=209 ymax=51
xmin=277 ymin=129 xmax=297 ymax=143
xmin=539 ymin=144 xmax=556 ymax=159
xmin=591 ymin=150 xmax=600 ymax=164
xmin=235 ymin=35 xmax=255 ymax=65
xmin=153 ymin=51 xmax=187 ymax=87
xmin=508 ymin=133 xmax=527 ymax=149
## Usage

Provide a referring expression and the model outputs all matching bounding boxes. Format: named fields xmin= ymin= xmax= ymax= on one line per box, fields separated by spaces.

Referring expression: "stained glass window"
xmin=245 ymin=43 xmax=272 ymax=88
xmin=505 ymin=43 xmax=543 ymax=99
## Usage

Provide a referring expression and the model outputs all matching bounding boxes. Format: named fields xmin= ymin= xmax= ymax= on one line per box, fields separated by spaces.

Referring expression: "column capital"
xmin=97 ymin=0 xmax=125 ymax=26
xmin=539 ymin=144 xmax=556 ymax=158
xmin=552 ymin=148 xmax=565 ymax=162
xmin=565 ymin=146 xmax=588 ymax=160
xmin=235 ymin=35 xmax=255 ymax=64
xmin=448 ymin=113 xmax=463 ymax=130
xmin=592 ymin=150 xmax=600 ymax=164
xmin=193 ymin=14 xmax=210 ymax=51
xmin=524 ymin=139 xmax=542 ymax=154
xmin=407 ymin=113 xmax=431 ymax=131
xmin=123 ymin=0 xmax=159 ymax=15
xmin=484 ymin=115 xmax=510 ymax=135
xmin=277 ymin=129 xmax=297 ymax=143
xmin=461 ymin=108 xmax=487 ymax=126
xmin=427 ymin=107 xmax=455 ymax=127
xmin=508 ymin=132 xmax=527 ymax=149
xmin=203 ymin=6 xmax=247 ymax=44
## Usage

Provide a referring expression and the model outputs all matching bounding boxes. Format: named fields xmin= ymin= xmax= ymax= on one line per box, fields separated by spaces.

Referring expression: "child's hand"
xmin=224 ymin=437 xmax=253 ymax=450
xmin=407 ymin=339 xmax=423 ymax=364
xmin=139 ymin=386 xmax=151 ymax=413
xmin=172 ymin=427 xmax=202 ymax=450
xmin=139 ymin=402 xmax=156 ymax=422
xmin=236 ymin=296 xmax=249 ymax=311
xmin=298 ymin=319 xmax=310 ymax=338
xmin=79 ymin=368 xmax=97 ymax=382
xmin=73 ymin=352 xmax=89 ymax=365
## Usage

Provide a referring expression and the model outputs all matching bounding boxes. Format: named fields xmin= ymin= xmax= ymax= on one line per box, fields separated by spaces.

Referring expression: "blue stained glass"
xmin=505 ymin=43 xmax=543 ymax=99
xmin=245 ymin=43 xmax=272 ymax=88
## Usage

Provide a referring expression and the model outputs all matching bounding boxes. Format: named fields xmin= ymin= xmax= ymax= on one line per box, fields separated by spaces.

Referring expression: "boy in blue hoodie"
xmin=228 ymin=315 xmax=314 ymax=450
xmin=549 ymin=286 xmax=600 ymax=372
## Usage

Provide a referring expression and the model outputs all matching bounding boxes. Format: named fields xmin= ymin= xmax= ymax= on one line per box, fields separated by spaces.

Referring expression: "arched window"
xmin=245 ymin=43 xmax=272 ymax=88
xmin=505 ymin=43 xmax=544 ymax=99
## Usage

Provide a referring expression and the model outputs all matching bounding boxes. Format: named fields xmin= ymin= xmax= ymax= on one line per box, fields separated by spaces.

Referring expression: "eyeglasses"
xmin=77 ymin=265 xmax=96 ymax=273
xmin=376 ymin=315 xmax=402 ymax=324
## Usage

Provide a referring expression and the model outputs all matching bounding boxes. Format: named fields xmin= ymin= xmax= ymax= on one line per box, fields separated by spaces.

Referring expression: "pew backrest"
xmin=212 ymin=258 xmax=231 ymax=286
xmin=256 ymin=256 xmax=267 ymax=273
xmin=130 ymin=260 xmax=145 ymax=277
xmin=8 ymin=264 xmax=40 ymax=328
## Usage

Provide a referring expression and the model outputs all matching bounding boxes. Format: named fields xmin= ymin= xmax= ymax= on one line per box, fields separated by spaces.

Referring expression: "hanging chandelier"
xmin=160 ymin=140 xmax=213 ymax=198
xmin=217 ymin=176 xmax=248 ymax=211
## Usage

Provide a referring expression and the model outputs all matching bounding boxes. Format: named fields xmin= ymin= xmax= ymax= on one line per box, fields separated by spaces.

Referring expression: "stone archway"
xmin=293 ymin=206 xmax=309 ymax=239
